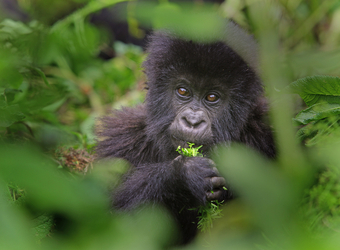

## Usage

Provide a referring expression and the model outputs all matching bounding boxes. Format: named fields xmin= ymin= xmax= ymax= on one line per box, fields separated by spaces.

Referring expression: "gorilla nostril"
xmin=180 ymin=117 xmax=192 ymax=128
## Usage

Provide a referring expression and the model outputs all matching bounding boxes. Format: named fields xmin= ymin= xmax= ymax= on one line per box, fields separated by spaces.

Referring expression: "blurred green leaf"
xmin=0 ymin=183 xmax=38 ymax=250
xmin=0 ymin=103 xmax=25 ymax=127
xmin=50 ymin=0 xmax=130 ymax=33
xmin=31 ymin=214 xmax=53 ymax=242
xmin=289 ymin=76 xmax=340 ymax=106
xmin=4 ymin=88 xmax=22 ymax=103
xmin=0 ymin=49 xmax=23 ymax=89
xmin=0 ymin=145 xmax=107 ymax=220
xmin=0 ymin=19 xmax=32 ymax=39
xmin=0 ymin=145 xmax=176 ymax=249
xmin=294 ymin=103 xmax=340 ymax=125
xmin=287 ymin=50 xmax=340 ymax=77
xmin=28 ymin=67 xmax=49 ymax=86
xmin=16 ymin=85 xmax=66 ymax=115
xmin=135 ymin=2 xmax=225 ymax=43
xmin=214 ymin=144 xmax=306 ymax=235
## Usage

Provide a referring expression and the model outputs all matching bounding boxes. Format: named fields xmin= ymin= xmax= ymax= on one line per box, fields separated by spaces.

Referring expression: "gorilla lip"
xmin=171 ymin=135 xmax=188 ymax=148
xmin=171 ymin=135 xmax=203 ymax=149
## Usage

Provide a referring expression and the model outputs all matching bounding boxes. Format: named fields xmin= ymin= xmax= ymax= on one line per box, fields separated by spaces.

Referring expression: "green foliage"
xmin=1 ymin=0 xmax=340 ymax=249
xmin=0 ymin=145 xmax=175 ymax=249
xmin=301 ymin=165 xmax=340 ymax=233
xmin=31 ymin=213 xmax=54 ymax=242
xmin=0 ymin=11 xmax=144 ymax=146
xmin=176 ymin=142 xmax=203 ymax=157
xmin=0 ymin=1 xmax=170 ymax=248
xmin=196 ymin=200 xmax=224 ymax=232
xmin=289 ymin=75 xmax=340 ymax=146
xmin=290 ymin=76 xmax=340 ymax=107
xmin=288 ymin=75 xmax=340 ymax=239
xmin=135 ymin=2 xmax=225 ymax=43
xmin=294 ymin=103 xmax=340 ymax=125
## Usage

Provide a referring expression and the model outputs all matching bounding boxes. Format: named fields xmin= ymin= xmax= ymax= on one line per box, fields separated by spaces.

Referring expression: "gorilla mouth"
xmin=171 ymin=135 xmax=203 ymax=149
xmin=171 ymin=135 xmax=188 ymax=148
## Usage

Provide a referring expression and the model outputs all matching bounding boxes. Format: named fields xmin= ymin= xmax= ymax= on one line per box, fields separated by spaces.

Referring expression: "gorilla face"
xmin=143 ymin=32 xmax=264 ymax=156
xmin=169 ymin=76 xmax=229 ymax=150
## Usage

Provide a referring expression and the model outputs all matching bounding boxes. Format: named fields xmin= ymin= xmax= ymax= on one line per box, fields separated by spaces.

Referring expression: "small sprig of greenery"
xmin=176 ymin=142 xmax=204 ymax=157
xmin=176 ymin=142 xmax=224 ymax=232
xmin=196 ymin=200 xmax=224 ymax=232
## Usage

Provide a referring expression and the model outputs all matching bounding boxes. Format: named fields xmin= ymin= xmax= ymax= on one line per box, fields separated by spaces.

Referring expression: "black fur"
xmin=96 ymin=27 xmax=275 ymax=244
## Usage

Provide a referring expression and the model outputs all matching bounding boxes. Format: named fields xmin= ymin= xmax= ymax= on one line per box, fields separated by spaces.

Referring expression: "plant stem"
xmin=50 ymin=0 xmax=133 ymax=33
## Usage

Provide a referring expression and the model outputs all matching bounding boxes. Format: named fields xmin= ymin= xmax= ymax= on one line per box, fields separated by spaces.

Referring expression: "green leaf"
xmin=0 ymin=19 xmax=32 ymax=39
xmin=4 ymin=88 xmax=22 ymax=103
xmin=0 ymin=104 xmax=25 ymax=127
xmin=0 ymin=183 xmax=37 ymax=250
xmin=289 ymin=75 xmax=340 ymax=106
xmin=17 ymin=85 xmax=67 ymax=114
xmin=135 ymin=2 xmax=225 ymax=43
xmin=28 ymin=67 xmax=49 ymax=86
xmin=0 ymin=145 xmax=108 ymax=220
xmin=31 ymin=214 xmax=53 ymax=242
xmin=213 ymin=144 xmax=309 ymax=235
xmin=294 ymin=103 xmax=340 ymax=125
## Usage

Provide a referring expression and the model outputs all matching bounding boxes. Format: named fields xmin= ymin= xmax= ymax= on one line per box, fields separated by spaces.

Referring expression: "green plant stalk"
xmin=50 ymin=0 xmax=132 ymax=33
xmin=196 ymin=200 xmax=224 ymax=232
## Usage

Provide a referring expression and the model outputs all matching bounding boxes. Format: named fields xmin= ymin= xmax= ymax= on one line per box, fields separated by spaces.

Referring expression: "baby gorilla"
xmin=96 ymin=23 xmax=275 ymax=244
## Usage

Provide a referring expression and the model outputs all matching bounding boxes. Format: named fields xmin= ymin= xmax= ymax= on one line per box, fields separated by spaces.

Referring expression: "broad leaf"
xmin=0 ymin=103 xmax=25 ymax=127
xmin=289 ymin=75 xmax=340 ymax=106
xmin=294 ymin=103 xmax=340 ymax=125
xmin=31 ymin=214 xmax=53 ymax=242
xmin=4 ymin=88 xmax=22 ymax=103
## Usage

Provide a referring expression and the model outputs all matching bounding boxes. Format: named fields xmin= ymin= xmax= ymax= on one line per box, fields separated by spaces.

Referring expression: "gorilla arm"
xmin=113 ymin=156 xmax=227 ymax=211
xmin=97 ymin=105 xmax=228 ymax=212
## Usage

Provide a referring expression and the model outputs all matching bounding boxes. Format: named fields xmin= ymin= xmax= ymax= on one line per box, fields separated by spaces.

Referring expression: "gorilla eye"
xmin=206 ymin=94 xmax=219 ymax=102
xmin=177 ymin=87 xmax=190 ymax=97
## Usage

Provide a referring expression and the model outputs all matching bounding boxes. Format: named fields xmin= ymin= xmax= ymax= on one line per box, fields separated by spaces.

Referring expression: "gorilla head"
xmin=142 ymin=30 xmax=269 ymax=157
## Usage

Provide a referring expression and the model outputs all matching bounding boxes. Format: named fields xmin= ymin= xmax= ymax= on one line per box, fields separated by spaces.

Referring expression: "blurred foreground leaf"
xmin=0 ymin=145 xmax=175 ymax=249
xmin=135 ymin=2 xmax=225 ymax=43
xmin=32 ymin=213 xmax=53 ymax=242
xmin=214 ymin=144 xmax=297 ymax=236
xmin=0 ymin=145 xmax=107 ymax=218
xmin=0 ymin=183 xmax=38 ymax=250
xmin=0 ymin=103 xmax=25 ymax=127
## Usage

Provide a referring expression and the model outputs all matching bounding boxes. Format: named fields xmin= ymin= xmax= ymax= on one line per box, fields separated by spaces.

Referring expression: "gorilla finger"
xmin=206 ymin=190 xmax=223 ymax=201
xmin=212 ymin=167 xmax=220 ymax=175
xmin=172 ymin=155 xmax=184 ymax=167
xmin=174 ymin=155 xmax=184 ymax=161
xmin=207 ymin=159 xmax=216 ymax=168
xmin=211 ymin=176 xmax=226 ymax=188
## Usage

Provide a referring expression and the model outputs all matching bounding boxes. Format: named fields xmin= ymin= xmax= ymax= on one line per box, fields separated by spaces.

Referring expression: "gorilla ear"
xmin=223 ymin=21 xmax=259 ymax=75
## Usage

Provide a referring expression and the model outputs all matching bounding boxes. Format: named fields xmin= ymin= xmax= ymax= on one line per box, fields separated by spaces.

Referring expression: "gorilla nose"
xmin=180 ymin=110 xmax=208 ymax=130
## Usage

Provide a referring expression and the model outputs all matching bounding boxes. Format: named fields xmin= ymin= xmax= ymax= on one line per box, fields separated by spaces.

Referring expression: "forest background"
xmin=2 ymin=0 xmax=340 ymax=249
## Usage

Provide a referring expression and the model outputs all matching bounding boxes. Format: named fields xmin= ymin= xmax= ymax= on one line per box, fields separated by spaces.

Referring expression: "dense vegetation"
xmin=1 ymin=0 xmax=340 ymax=249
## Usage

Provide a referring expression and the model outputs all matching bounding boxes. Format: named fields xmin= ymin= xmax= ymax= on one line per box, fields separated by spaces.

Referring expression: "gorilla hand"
xmin=172 ymin=156 xmax=226 ymax=204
